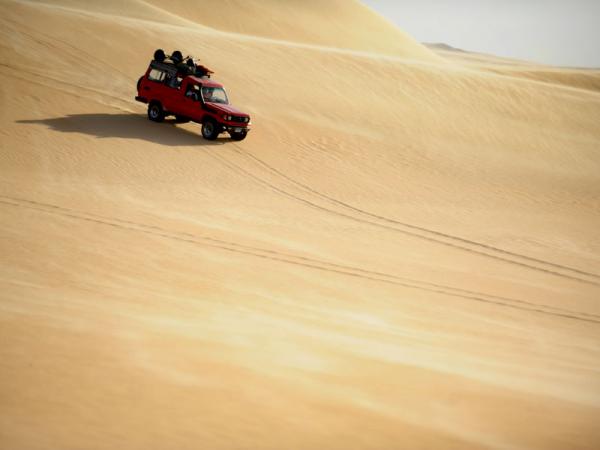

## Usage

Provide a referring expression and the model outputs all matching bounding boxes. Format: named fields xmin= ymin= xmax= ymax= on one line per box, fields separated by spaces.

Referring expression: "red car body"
xmin=135 ymin=61 xmax=251 ymax=141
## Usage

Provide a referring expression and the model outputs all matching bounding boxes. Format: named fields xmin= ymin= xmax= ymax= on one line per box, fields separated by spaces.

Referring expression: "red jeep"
xmin=135 ymin=50 xmax=251 ymax=141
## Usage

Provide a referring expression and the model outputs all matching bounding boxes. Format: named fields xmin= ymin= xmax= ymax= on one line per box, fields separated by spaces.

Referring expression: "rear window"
xmin=148 ymin=69 xmax=166 ymax=82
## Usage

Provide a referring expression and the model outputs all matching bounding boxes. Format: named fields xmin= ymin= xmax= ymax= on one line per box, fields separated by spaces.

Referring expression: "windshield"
xmin=201 ymin=86 xmax=228 ymax=104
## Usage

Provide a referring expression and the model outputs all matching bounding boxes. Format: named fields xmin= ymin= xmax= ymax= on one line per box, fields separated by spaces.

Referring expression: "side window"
xmin=148 ymin=69 xmax=165 ymax=82
xmin=165 ymin=75 xmax=182 ymax=89
xmin=185 ymin=84 xmax=200 ymax=101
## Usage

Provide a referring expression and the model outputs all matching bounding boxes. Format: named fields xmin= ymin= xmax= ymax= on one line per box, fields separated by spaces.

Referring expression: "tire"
xmin=148 ymin=102 xmax=164 ymax=122
xmin=154 ymin=49 xmax=165 ymax=62
xmin=230 ymin=130 xmax=247 ymax=141
xmin=175 ymin=115 xmax=190 ymax=124
xmin=201 ymin=119 xmax=220 ymax=140
xmin=171 ymin=50 xmax=182 ymax=64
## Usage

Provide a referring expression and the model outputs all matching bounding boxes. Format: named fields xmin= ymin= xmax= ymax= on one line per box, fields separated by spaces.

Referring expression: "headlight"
xmin=223 ymin=114 xmax=232 ymax=121
xmin=244 ymin=117 xmax=250 ymax=123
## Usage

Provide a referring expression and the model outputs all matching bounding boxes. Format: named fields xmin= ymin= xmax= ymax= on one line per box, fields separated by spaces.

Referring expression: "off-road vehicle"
xmin=136 ymin=49 xmax=251 ymax=141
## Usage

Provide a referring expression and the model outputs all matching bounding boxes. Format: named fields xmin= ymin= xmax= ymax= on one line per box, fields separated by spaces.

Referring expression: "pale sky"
xmin=362 ymin=0 xmax=600 ymax=67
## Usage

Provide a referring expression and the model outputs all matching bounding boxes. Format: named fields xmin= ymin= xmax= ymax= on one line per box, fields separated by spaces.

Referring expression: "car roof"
xmin=186 ymin=76 xmax=223 ymax=88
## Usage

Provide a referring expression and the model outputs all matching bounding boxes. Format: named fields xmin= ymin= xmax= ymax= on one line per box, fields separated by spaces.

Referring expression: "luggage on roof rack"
xmin=150 ymin=60 xmax=178 ymax=77
xmin=154 ymin=49 xmax=166 ymax=62
xmin=151 ymin=48 xmax=213 ymax=78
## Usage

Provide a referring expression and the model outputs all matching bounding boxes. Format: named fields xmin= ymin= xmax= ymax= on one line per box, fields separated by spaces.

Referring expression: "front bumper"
xmin=223 ymin=125 xmax=251 ymax=133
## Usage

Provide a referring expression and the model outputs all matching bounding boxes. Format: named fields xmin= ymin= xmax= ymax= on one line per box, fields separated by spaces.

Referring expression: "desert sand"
xmin=1 ymin=1 xmax=600 ymax=449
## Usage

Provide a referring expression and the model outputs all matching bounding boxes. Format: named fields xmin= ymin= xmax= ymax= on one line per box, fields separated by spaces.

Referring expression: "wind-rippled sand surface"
xmin=1 ymin=1 xmax=600 ymax=449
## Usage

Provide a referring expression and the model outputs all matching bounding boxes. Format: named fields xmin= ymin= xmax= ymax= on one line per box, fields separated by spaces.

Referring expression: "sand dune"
xmin=1 ymin=1 xmax=600 ymax=449
xmin=427 ymin=43 xmax=600 ymax=92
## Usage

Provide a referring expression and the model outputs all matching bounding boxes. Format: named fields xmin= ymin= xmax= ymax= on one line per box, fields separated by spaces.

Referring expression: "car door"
xmin=180 ymin=84 xmax=202 ymax=120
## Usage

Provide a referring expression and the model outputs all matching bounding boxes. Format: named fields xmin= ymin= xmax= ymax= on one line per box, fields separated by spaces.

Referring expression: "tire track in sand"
xmin=216 ymin=147 xmax=600 ymax=288
xmin=2 ymin=196 xmax=598 ymax=324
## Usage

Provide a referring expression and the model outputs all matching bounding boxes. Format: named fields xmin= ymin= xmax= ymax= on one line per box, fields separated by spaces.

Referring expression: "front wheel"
xmin=230 ymin=130 xmax=247 ymax=141
xmin=201 ymin=119 xmax=220 ymax=140
xmin=148 ymin=103 xmax=164 ymax=122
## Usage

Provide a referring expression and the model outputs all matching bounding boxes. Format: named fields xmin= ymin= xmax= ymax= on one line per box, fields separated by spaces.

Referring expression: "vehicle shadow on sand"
xmin=18 ymin=113 xmax=230 ymax=147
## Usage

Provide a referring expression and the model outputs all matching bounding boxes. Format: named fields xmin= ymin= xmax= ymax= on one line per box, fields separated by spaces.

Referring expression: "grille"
xmin=231 ymin=116 xmax=247 ymax=123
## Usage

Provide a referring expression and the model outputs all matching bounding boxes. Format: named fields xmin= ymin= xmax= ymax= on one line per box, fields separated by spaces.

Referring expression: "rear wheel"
xmin=230 ymin=130 xmax=247 ymax=141
xmin=201 ymin=119 xmax=220 ymax=140
xmin=148 ymin=102 xmax=164 ymax=122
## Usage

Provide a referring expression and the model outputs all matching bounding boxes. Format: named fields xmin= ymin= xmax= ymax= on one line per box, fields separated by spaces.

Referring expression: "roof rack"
xmin=152 ymin=49 xmax=214 ymax=78
xmin=150 ymin=60 xmax=178 ymax=77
